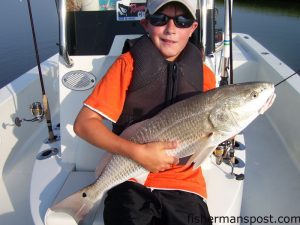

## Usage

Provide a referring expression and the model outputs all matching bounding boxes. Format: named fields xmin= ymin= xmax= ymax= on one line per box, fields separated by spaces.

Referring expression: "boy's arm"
xmin=73 ymin=106 xmax=179 ymax=173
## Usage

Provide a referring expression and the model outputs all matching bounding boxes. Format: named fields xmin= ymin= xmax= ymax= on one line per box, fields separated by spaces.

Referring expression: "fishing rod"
xmin=54 ymin=0 xmax=59 ymax=15
xmin=275 ymin=70 xmax=300 ymax=87
xmin=26 ymin=0 xmax=57 ymax=143
xmin=228 ymin=0 xmax=233 ymax=84
xmin=219 ymin=0 xmax=233 ymax=86
xmin=206 ymin=0 xmax=215 ymax=56
xmin=190 ymin=0 xmax=202 ymax=51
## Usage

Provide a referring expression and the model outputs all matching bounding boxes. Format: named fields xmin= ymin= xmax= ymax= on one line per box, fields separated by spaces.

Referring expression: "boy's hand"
xmin=132 ymin=141 xmax=179 ymax=173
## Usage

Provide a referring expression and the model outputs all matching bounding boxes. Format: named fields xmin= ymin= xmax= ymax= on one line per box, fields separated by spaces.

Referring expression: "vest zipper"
xmin=171 ymin=63 xmax=178 ymax=104
xmin=166 ymin=63 xmax=171 ymax=105
xmin=166 ymin=62 xmax=178 ymax=106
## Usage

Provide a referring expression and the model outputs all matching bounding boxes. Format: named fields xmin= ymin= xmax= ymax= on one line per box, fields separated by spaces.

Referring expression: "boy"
xmin=74 ymin=0 xmax=215 ymax=224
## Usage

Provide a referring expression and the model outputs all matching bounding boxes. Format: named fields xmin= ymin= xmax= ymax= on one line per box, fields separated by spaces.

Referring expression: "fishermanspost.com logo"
xmin=187 ymin=214 xmax=300 ymax=224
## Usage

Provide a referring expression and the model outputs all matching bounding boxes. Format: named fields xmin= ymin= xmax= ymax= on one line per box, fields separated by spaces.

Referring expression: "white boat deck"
xmin=241 ymin=115 xmax=300 ymax=223
xmin=0 ymin=54 xmax=59 ymax=225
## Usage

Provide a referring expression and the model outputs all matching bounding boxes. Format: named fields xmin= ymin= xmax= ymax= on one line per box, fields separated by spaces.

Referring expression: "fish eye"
xmin=250 ymin=91 xmax=259 ymax=99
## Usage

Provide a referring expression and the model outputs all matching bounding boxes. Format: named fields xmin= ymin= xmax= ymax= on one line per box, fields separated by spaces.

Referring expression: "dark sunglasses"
xmin=147 ymin=13 xmax=195 ymax=28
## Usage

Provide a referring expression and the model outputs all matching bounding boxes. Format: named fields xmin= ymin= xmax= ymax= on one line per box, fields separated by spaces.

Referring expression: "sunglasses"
xmin=147 ymin=13 xmax=195 ymax=28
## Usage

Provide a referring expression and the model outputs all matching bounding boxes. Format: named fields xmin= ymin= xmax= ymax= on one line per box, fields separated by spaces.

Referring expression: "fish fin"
xmin=192 ymin=145 xmax=218 ymax=169
xmin=185 ymin=132 xmax=217 ymax=169
xmin=46 ymin=190 xmax=95 ymax=224
xmin=178 ymin=140 xmax=207 ymax=164
xmin=95 ymin=152 xmax=113 ymax=178
xmin=45 ymin=208 xmax=77 ymax=225
xmin=132 ymin=171 xmax=150 ymax=185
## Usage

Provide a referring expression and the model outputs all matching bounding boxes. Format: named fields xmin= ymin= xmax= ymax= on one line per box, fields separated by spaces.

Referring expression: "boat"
xmin=1 ymin=0 xmax=299 ymax=224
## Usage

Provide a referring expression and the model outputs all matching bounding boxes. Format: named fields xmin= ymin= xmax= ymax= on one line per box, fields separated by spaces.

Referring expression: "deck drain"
xmin=261 ymin=52 xmax=269 ymax=55
xmin=36 ymin=148 xmax=59 ymax=160
xmin=62 ymin=70 xmax=96 ymax=91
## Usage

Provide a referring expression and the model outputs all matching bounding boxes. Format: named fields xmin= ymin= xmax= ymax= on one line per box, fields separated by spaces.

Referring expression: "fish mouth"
xmin=258 ymin=92 xmax=276 ymax=115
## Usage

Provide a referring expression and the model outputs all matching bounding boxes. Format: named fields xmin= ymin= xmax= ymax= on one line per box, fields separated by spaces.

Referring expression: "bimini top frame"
xmin=57 ymin=0 xmax=221 ymax=66
xmin=58 ymin=0 xmax=73 ymax=67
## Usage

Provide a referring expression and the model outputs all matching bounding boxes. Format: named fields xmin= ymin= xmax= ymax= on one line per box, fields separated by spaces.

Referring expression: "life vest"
xmin=113 ymin=35 xmax=203 ymax=134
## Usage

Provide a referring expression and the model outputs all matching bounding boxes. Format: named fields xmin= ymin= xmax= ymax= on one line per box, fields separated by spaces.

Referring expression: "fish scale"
xmin=92 ymin=155 xmax=146 ymax=199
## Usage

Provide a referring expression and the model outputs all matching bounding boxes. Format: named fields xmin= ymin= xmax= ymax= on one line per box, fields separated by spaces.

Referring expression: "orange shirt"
xmin=84 ymin=51 xmax=216 ymax=199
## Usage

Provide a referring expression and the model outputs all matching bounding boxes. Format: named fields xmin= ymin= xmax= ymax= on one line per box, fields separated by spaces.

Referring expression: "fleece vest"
xmin=113 ymin=35 xmax=203 ymax=134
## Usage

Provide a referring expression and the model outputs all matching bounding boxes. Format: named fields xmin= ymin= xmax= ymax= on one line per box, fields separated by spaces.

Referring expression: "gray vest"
xmin=113 ymin=35 xmax=204 ymax=134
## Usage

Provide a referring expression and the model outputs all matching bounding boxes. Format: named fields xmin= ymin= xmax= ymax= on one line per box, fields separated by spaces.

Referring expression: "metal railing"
xmin=59 ymin=0 xmax=73 ymax=67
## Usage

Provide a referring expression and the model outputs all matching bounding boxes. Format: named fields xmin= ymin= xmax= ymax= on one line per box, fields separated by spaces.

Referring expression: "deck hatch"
xmin=62 ymin=70 xmax=96 ymax=91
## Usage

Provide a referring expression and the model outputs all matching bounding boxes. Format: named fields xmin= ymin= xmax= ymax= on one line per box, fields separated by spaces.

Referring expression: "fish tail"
xmin=45 ymin=191 xmax=95 ymax=224
xmin=74 ymin=202 xmax=94 ymax=222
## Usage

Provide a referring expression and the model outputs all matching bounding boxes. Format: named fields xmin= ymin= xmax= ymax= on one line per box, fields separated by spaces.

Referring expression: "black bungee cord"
xmin=275 ymin=70 xmax=300 ymax=87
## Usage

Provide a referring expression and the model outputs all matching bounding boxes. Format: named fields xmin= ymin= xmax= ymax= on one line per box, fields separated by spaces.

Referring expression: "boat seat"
xmin=59 ymin=35 xmax=143 ymax=172
xmin=45 ymin=171 xmax=106 ymax=225
xmin=45 ymin=35 xmax=146 ymax=225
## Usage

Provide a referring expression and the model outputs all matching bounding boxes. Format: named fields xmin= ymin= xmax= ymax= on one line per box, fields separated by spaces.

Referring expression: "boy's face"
xmin=141 ymin=4 xmax=198 ymax=61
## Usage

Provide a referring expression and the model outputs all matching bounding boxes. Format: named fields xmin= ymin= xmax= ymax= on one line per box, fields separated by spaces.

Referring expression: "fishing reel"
xmin=213 ymin=138 xmax=245 ymax=181
xmin=15 ymin=102 xmax=44 ymax=127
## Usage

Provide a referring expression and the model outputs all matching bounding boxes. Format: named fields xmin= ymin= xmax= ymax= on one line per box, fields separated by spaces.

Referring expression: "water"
xmin=215 ymin=0 xmax=300 ymax=74
xmin=0 ymin=0 xmax=299 ymax=88
xmin=0 ymin=0 xmax=59 ymax=88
